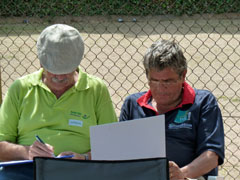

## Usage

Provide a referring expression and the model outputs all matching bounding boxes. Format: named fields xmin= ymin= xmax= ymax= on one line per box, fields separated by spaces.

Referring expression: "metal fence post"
xmin=0 ymin=66 xmax=2 ymax=105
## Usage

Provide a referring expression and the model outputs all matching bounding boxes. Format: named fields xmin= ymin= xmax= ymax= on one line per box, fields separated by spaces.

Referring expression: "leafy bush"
xmin=0 ymin=0 xmax=239 ymax=17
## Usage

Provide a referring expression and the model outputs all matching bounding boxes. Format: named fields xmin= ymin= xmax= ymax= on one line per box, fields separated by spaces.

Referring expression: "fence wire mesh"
xmin=0 ymin=1 xmax=240 ymax=179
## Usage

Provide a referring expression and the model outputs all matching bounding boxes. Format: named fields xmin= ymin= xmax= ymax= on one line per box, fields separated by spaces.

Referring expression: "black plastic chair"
xmin=34 ymin=157 xmax=169 ymax=180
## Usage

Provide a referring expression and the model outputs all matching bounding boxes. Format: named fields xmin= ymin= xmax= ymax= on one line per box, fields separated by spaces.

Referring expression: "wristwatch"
xmin=184 ymin=177 xmax=205 ymax=180
xmin=83 ymin=153 xmax=89 ymax=160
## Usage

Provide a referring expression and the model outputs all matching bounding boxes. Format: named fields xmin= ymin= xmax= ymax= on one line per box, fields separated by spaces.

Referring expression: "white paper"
xmin=0 ymin=160 xmax=33 ymax=167
xmin=0 ymin=155 xmax=74 ymax=167
xmin=90 ymin=115 xmax=165 ymax=160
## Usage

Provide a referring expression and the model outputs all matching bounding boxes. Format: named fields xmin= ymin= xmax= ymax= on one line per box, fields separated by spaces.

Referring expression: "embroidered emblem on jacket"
xmin=70 ymin=111 xmax=90 ymax=119
xmin=174 ymin=110 xmax=191 ymax=123
xmin=169 ymin=110 xmax=192 ymax=130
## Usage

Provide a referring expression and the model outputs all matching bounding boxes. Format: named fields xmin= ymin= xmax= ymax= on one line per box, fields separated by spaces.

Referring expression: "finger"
xmin=169 ymin=161 xmax=177 ymax=169
xmin=45 ymin=143 xmax=54 ymax=152
xmin=30 ymin=146 xmax=54 ymax=158
xmin=72 ymin=153 xmax=87 ymax=160
xmin=58 ymin=152 xmax=88 ymax=160
xmin=170 ymin=173 xmax=179 ymax=180
xmin=169 ymin=165 xmax=176 ymax=173
xmin=57 ymin=151 xmax=74 ymax=157
xmin=35 ymin=141 xmax=54 ymax=153
xmin=31 ymin=141 xmax=54 ymax=157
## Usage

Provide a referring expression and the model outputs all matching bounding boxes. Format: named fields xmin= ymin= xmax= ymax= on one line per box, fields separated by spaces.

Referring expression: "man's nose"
xmin=155 ymin=82 xmax=169 ymax=89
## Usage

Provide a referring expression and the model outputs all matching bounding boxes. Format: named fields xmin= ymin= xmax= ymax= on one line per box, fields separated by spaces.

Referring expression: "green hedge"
xmin=1 ymin=0 xmax=240 ymax=17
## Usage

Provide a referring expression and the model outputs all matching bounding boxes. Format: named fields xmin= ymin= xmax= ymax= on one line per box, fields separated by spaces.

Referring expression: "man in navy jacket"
xmin=119 ymin=39 xmax=224 ymax=180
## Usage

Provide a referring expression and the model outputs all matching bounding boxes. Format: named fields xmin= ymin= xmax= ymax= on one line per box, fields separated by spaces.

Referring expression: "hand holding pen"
xmin=35 ymin=135 xmax=74 ymax=159
xmin=28 ymin=135 xmax=55 ymax=160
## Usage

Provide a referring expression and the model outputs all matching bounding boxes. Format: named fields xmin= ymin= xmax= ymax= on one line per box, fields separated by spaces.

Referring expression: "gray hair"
xmin=143 ymin=39 xmax=187 ymax=76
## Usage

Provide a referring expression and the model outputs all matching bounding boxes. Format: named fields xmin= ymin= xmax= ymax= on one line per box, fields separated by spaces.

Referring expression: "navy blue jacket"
xmin=119 ymin=82 xmax=224 ymax=178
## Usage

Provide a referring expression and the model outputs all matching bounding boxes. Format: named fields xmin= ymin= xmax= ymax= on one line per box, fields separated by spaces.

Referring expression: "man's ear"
xmin=182 ymin=70 xmax=187 ymax=80
xmin=145 ymin=69 xmax=149 ymax=79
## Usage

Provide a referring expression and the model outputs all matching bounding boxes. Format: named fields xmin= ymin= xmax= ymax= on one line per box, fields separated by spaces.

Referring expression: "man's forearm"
xmin=181 ymin=150 xmax=219 ymax=179
xmin=0 ymin=141 xmax=30 ymax=161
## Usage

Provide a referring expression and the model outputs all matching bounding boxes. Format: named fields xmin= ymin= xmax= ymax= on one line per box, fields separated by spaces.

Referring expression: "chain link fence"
xmin=0 ymin=1 xmax=240 ymax=179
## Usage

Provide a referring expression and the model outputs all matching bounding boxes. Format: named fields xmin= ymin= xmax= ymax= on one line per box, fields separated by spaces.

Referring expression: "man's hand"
xmin=169 ymin=151 xmax=219 ymax=179
xmin=169 ymin=161 xmax=186 ymax=180
xmin=58 ymin=151 xmax=91 ymax=160
xmin=28 ymin=140 xmax=55 ymax=159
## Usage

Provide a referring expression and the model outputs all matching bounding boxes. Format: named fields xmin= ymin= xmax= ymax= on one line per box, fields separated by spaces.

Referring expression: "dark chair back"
xmin=34 ymin=157 xmax=169 ymax=180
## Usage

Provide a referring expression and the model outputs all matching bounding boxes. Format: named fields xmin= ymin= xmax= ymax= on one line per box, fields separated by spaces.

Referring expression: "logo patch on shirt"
xmin=174 ymin=110 xmax=191 ymax=123
xmin=168 ymin=110 xmax=192 ymax=130
xmin=70 ymin=111 xmax=90 ymax=120
xmin=69 ymin=119 xmax=83 ymax=127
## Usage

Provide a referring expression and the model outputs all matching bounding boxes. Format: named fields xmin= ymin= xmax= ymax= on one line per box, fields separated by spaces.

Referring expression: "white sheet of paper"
xmin=90 ymin=115 xmax=165 ymax=160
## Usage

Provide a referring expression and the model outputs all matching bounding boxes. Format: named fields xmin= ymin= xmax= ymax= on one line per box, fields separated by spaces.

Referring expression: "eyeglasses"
xmin=148 ymin=79 xmax=181 ymax=88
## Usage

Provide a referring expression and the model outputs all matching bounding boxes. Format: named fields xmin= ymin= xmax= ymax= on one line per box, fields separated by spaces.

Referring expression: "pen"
xmin=35 ymin=135 xmax=45 ymax=144
xmin=35 ymin=135 xmax=56 ymax=157
xmin=35 ymin=135 xmax=74 ymax=159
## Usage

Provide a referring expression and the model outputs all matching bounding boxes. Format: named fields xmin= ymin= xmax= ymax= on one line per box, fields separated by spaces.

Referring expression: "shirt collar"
xmin=137 ymin=82 xmax=195 ymax=113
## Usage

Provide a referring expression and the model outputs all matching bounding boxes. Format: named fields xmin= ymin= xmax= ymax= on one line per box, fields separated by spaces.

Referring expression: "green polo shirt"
xmin=0 ymin=68 xmax=117 ymax=155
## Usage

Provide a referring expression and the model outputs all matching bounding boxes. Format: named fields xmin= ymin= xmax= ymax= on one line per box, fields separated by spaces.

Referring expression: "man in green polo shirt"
xmin=0 ymin=24 xmax=117 ymax=162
